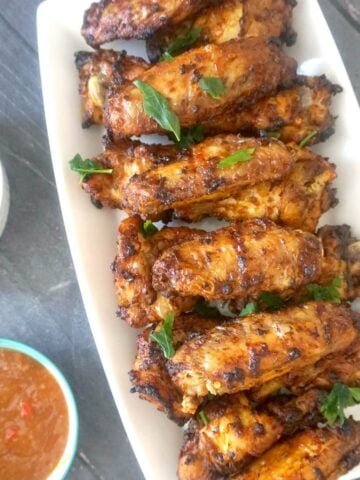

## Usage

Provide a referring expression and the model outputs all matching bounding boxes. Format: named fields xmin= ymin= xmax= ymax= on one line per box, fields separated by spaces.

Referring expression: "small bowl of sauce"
xmin=0 ymin=339 xmax=78 ymax=480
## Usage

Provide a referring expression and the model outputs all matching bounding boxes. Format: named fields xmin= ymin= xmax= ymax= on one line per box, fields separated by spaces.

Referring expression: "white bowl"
xmin=0 ymin=162 xmax=10 ymax=237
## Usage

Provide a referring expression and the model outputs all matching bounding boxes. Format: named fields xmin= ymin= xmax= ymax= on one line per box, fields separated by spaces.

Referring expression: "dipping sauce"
xmin=0 ymin=348 xmax=69 ymax=480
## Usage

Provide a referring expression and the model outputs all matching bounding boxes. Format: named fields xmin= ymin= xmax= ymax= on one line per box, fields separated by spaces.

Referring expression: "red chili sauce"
xmin=0 ymin=348 xmax=69 ymax=480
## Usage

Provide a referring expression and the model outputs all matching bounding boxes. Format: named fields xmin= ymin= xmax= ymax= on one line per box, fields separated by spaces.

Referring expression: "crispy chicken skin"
xmin=104 ymin=38 xmax=297 ymax=137
xmin=75 ymin=50 xmax=149 ymax=128
xmin=233 ymin=422 xmax=360 ymax=480
xmin=178 ymin=389 xmax=324 ymax=478
xmin=122 ymin=137 xmax=296 ymax=219
xmin=152 ymin=218 xmax=323 ymax=302
xmin=113 ymin=216 xmax=205 ymax=328
xmin=166 ymin=302 xmax=357 ymax=413
xmin=82 ymin=0 xmax=215 ymax=47
xmin=205 ymin=75 xmax=342 ymax=144
xmin=146 ymin=0 xmax=296 ymax=63
xmin=174 ymin=145 xmax=337 ymax=231
xmin=129 ymin=314 xmax=218 ymax=425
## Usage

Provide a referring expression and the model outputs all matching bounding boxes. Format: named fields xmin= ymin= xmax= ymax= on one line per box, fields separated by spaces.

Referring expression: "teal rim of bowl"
xmin=0 ymin=339 xmax=79 ymax=480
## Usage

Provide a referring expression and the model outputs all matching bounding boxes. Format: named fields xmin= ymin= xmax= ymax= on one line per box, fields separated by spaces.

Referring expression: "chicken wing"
xmin=173 ymin=145 xmax=337 ymax=231
xmin=75 ymin=49 xmax=149 ymax=128
xmin=233 ymin=422 xmax=360 ymax=480
xmin=129 ymin=314 xmax=218 ymax=425
xmin=179 ymin=389 xmax=324 ymax=479
xmin=113 ymin=215 xmax=205 ymax=328
xmin=166 ymin=302 xmax=357 ymax=413
xmin=146 ymin=0 xmax=296 ymax=63
xmin=122 ymin=137 xmax=296 ymax=219
xmin=152 ymin=218 xmax=323 ymax=302
xmin=204 ymin=75 xmax=342 ymax=144
xmin=81 ymin=0 xmax=214 ymax=47
xmin=105 ymin=38 xmax=297 ymax=137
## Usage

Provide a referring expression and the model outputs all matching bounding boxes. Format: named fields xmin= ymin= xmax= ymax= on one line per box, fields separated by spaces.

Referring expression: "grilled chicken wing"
xmin=146 ymin=0 xmax=296 ymax=63
xmin=233 ymin=422 xmax=360 ymax=480
xmin=113 ymin=216 xmax=205 ymax=328
xmin=205 ymin=75 xmax=342 ymax=144
xmin=105 ymin=38 xmax=297 ymax=137
xmin=75 ymin=49 xmax=149 ymax=128
xmin=152 ymin=218 xmax=323 ymax=301
xmin=173 ymin=145 xmax=337 ymax=231
xmin=129 ymin=314 xmax=218 ymax=424
xmin=166 ymin=302 xmax=357 ymax=413
xmin=179 ymin=389 xmax=324 ymax=479
xmin=122 ymin=137 xmax=296 ymax=219
xmin=82 ymin=0 xmax=215 ymax=47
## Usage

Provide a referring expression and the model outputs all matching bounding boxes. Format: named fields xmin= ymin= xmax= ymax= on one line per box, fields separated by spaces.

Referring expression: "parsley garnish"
xmin=321 ymin=384 xmax=360 ymax=425
xmin=194 ymin=299 xmax=221 ymax=318
xmin=217 ymin=148 xmax=255 ymax=169
xmin=160 ymin=27 xmax=202 ymax=62
xmin=306 ymin=277 xmax=341 ymax=303
xmin=150 ymin=313 xmax=175 ymax=359
xmin=299 ymin=130 xmax=318 ymax=148
xmin=133 ymin=80 xmax=181 ymax=141
xmin=176 ymin=125 xmax=205 ymax=149
xmin=240 ymin=302 xmax=258 ymax=317
xmin=69 ymin=154 xmax=113 ymax=183
xmin=198 ymin=410 xmax=209 ymax=426
xmin=260 ymin=130 xmax=281 ymax=139
xmin=141 ymin=220 xmax=159 ymax=238
xmin=260 ymin=292 xmax=284 ymax=311
xmin=198 ymin=77 xmax=228 ymax=100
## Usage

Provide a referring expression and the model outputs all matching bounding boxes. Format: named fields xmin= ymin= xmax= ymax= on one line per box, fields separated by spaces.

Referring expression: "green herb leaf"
xmin=160 ymin=27 xmax=202 ymax=61
xmin=175 ymin=125 xmax=206 ymax=149
xmin=321 ymin=384 xmax=360 ymax=425
xmin=260 ymin=130 xmax=281 ymax=139
xmin=217 ymin=148 xmax=255 ymax=169
xmin=141 ymin=220 xmax=159 ymax=238
xmin=198 ymin=77 xmax=228 ymax=100
xmin=194 ymin=299 xmax=221 ymax=318
xmin=299 ymin=130 xmax=318 ymax=148
xmin=133 ymin=80 xmax=181 ymax=141
xmin=198 ymin=410 xmax=209 ymax=426
xmin=306 ymin=277 xmax=341 ymax=303
xmin=240 ymin=302 xmax=258 ymax=317
xmin=150 ymin=313 xmax=175 ymax=359
xmin=69 ymin=154 xmax=113 ymax=182
xmin=260 ymin=292 xmax=285 ymax=311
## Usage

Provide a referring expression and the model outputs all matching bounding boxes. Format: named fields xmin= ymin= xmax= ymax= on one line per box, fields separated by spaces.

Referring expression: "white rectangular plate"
xmin=37 ymin=1 xmax=360 ymax=479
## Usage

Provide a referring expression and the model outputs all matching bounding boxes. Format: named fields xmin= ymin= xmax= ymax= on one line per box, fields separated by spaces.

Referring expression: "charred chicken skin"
xmin=146 ymin=0 xmax=296 ymax=63
xmin=166 ymin=302 xmax=357 ymax=413
xmin=233 ymin=422 xmax=360 ymax=480
xmin=104 ymin=38 xmax=297 ymax=137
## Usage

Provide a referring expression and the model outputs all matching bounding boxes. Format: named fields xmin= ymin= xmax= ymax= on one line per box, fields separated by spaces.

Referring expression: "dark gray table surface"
xmin=0 ymin=1 xmax=359 ymax=479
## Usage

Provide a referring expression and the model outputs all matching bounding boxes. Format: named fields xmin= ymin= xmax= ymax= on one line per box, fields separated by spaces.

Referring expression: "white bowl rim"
xmin=0 ymin=338 xmax=79 ymax=480
xmin=0 ymin=162 xmax=10 ymax=238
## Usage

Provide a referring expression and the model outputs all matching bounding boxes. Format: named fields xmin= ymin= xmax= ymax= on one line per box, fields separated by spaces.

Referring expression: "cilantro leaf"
xmin=133 ymin=80 xmax=181 ymax=141
xmin=160 ymin=27 xmax=202 ymax=61
xmin=198 ymin=410 xmax=209 ymax=426
xmin=176 ymin=125 xmax=205 ymax=149
xmin=299 ymin=130 xmax=318 ymax=148
xmin=321 ymin=384 xmax=360 ymax=425
xmin=198 ymin=77 xmax=228 ymax=100
xmin=260 ymin=292 xmax=284 ymax=311
xmin=240 ymin=302 xmax=258 ymax=317
xmin=141 ymin=220 xmax=159 ymax=238
xmin=69 ymin=154 xmax=113 ymax=183
xmin=217 ymin=148 xmax=255 ymax=169
xmin=194 ymin=299 xmax=221 ymax=318
xmin=306 ymin=277 xmax=341 ymax=303
xmin=150 ymin=313 xmax=175 ymax=359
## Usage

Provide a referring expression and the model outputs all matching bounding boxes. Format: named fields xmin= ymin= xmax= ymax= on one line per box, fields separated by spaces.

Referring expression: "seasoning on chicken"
xmin=146 ymin=0 xmax=296 ymax=62
xmin=166 ymin=302 xmax=357 ymax=413
xmin=81 ymin=0 xmax=215 ymax=47
xmin=75 ymin=49 xmax=149 ymax=127
xmin=104 ymin=38 xmax=297 ymax=137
